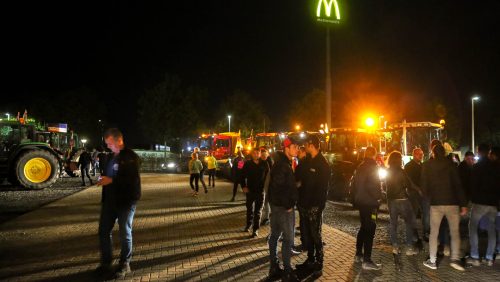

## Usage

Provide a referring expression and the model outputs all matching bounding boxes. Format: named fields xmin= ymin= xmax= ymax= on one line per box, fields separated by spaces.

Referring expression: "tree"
xmin=137 ymin=74 xmax=207 ymax=147
xmin=214 ymin=90 xmax=270 ymax=137
xmin=287 ymin=89 xmax=326 ymax=131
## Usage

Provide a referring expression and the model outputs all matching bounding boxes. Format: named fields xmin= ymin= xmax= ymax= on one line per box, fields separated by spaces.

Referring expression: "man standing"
xmin=295 ymin=135 xmax=330 ymax=278
xmin=458 ymin=151 xmax=475 ymax=203
xmin=404 ymin=148 xmax=428 ymax=241
xmin=467 ymin=144 xmax=498 ymax=267
xmin=231 ymin=147 xmax=245 ymax=202
xmin=241 ymin=148 xmax=270 ymax=238
xmin=206 ymin=151 xmax=217 ymax=187
xmin=268 ymin=138 xmax=299 ymax=282
xmin=260 ymin=147 xmax=273 ymax=226
xmin=96 ymin=128 xmax=141 ymax=279
xmin=422 ymin=144 xmax=467 ymax=271
xmin=78 ymin=148 xmax=93 ymax=186
xmin=352 ymin=147 xmax=383 ymax=270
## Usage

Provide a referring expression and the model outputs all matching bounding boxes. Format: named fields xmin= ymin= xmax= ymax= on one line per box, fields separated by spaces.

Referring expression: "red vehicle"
xmin=254 ymin=132 xmax=286 ymax=153
xmin=212 ymin=132 xmax=241 ymax=160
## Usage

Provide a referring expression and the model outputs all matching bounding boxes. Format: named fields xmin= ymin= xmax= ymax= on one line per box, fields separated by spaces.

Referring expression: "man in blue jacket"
xmin=96 ymin=128 xmax=141 ymax=279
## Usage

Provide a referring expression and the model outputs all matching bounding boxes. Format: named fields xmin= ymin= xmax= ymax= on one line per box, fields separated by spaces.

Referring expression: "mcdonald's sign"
xmin=316 ymin=0 xmax=341 ymax=24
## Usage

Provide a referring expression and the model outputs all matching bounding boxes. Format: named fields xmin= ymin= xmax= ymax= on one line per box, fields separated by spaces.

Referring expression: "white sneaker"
xmin=449 ymin=260 xmax=465 ymax=271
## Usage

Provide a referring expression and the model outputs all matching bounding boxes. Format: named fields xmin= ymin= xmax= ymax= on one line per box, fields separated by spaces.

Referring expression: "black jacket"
xmin=297 ymin=153 xmax=330 ymax=209
xmin=421 ymin=157 xmax=466 ymax=207
xmin=102 ymin=147 xmax=141 ymax=208
xmin=457 ymin=161 xmax=473 ymax=203
xmin=470 ymin=158 xmax=500 ymax=207
xmin=352 ymin=158 xmax=382 ymax=208
xmin=241 ymin=159 xmax=270 ymax=194
xmin=268 ymin=151 xmax=298 ymax=210
xmin=78 ymin=151 xmax=92 ymax=168
xmin=231 ymin=155 xmax=245 ymax=181
xmin=386 ymin=167 xmax=412 ymax=200
xmin=404 ymin=159 xmax=422 ymax=187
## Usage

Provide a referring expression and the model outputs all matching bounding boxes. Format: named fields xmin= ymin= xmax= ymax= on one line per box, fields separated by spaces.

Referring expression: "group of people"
xmin=235 ymin=136 xmax=329 ymax=281
xmin=188 ymin=149 xmax=218 ymax=195
xmin=351 ymin=139 xmax=500 ymax=272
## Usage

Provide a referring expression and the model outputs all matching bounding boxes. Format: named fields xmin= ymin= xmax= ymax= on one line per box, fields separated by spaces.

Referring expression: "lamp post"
xmin=471 ymin=96 xmax=480 ymax=153
xmin=81 ymin=139 xmax=88 ymax=149
xmin=5 ymin=113 xmax=10 ymax=121
xmin=227 ymin=115 xmax=231 ymax=132
xmin=378 ymin=116 xmax=384 ymax=152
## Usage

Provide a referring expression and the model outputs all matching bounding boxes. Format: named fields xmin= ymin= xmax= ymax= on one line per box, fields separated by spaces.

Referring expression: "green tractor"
xmin=0 ymin=120 xmax=60 ymax=189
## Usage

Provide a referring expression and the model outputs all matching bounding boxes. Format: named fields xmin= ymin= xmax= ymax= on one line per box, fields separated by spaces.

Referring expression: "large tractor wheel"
xmin=15 ymin=150 xmax=59 ymax=190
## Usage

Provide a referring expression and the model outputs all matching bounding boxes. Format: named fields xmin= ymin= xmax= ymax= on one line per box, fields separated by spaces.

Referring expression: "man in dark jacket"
xmin=231 ymin=148 xmax=245 ymax=202
xmin=295 ymin=135 xmax=330 ymax=278
xmin=241 ymin=148 xmax=270 ymax=238
xmin=352 ymin=147 xmax=383 ymax=270
xmin=96 ymin=128 xmax=141 ymax=279
xmin=268 ymin=138 xmax=299 ymax=282
xmin=78 ymin=148 xmax=93 ymax=186
xmin=458 ymin=151 xmax=474 ymax=203
xmin=467 ymin=144 xmax=499 ymax=266
xmin=404 ymin=148 xmax=429 ymax=240
xmin=260 ymin=147 xmax=274 ymax=226
xmin=421 ymin=144 xmax=467 ymax=271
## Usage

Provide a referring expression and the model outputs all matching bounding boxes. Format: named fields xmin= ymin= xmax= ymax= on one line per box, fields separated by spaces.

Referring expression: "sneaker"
xmin=261 ymin=218 xmax=270 ymax=226
xmin=362 ymin=261 xmax=382 ymax=271
xmin=204 ymin=189 xmax=208 ymax=193
xmin=291 ymin=246 xmax=302 ymax=255
xmin=114 ymin=263 xmax=131 ymax=279
xmin=392 ymin=246 xmax=400 ymax=254
xmin=354 ymin=255 xmax=364 ymax=263
xmin=443 ymin=245 xmax=451 ymax=257
xmin=466 ymin=257 xmax=481 ymax=267
xmin=251 ymin=230 xmax=259 ymax=238
xmin=243 ymin=226 xmax=250 ymax=232
xmin=296 ymin=258 xmax=315 ymax=271
xmin=423 ymin=259 xmax=437 ymax=270
xmin=230 ymin=197 xmax=235 ymax=202
xmin=449 ymin=260 xmax=465 ymax=271
xmin=312 ymin=262 xmax=323 ymax=278
xmin=282 ymin=271 xmax=299 ymax=282
xmin=484 ymin=259 xmax=494 ymax=267
xmin=268 ymin=264 xmax=283 ymax=280
xmin=406 ymin=247 xmax=418 ymax=256
xmin=94 ymin=264 xmax=113 ymax=276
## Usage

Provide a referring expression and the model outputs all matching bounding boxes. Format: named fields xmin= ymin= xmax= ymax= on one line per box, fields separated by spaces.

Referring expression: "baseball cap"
xmin=282 ymin=137 xmax=296 ymax=148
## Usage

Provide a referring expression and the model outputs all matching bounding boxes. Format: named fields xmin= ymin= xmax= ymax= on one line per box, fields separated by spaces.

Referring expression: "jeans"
xmin=99 ymin=202 xmax=136 ymax=265
xmin=269 ymin=204 xmax=295 ymax=272
xmin=199 ymin=170 xmax=207 ymax=190
xmin=245 ymin=192 xmax=265 ymax=231
xmin=207 ymin=169 xmax=216 ymax=186
xmin=300 ymin=206 xmax=324 ymax=263
xmin=232 ymin=180 xmax=243 ymax=198
xmin=469 ymin=204 xmax=497 ymax=260
xmin=356 ymin=205 xmax=378 ymax=262
xmin=388 ymin=199 xmax=416 ymax=246
xmin=429 ymin=205 xmax=461 ymax=262
xmin=190 ymin=173 xmax=200 ymax=192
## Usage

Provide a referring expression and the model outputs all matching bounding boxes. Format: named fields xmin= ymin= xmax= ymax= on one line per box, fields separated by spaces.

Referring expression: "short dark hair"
xmin=364 ymin=147 xmax=377 ymax=159
xmin=104 ymin=128 xmax=123 ymax=140
xmin=306 ymin=135 xmax=320 ymax=149
xmin=478 ymin=143 xmax=490 ymax=155
xmin=388 ymin=151 xmax=403 ymax=168
xmin=432 ymin=144 xmax=446 ymax=159
xmin=464 ymin=151 xmax=474 ymax=157
xmin=430 ymin=139 xmax=442 ymax=149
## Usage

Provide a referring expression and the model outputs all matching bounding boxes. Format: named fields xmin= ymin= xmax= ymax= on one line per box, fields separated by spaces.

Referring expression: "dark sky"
xmin=2 ymin=0 xmax=500 ymax=146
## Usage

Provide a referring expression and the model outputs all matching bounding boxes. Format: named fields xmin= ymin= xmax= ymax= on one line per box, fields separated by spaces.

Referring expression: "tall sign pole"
xmin=315 ymin=0 xmax=341 ymax=129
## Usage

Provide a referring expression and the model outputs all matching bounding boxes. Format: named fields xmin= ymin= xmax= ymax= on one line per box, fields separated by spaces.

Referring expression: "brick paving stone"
xmin=0 ymin=173 xmax=499 ymax=281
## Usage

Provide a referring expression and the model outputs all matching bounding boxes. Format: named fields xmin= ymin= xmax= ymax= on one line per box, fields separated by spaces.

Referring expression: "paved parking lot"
xmin=0 ymin=174 xmax=498 ymax=281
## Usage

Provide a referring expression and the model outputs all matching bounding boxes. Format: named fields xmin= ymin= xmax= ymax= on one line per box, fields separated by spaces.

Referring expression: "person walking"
xmin=188 ymin=153 xmax=203 ymax=196
xmin=241 ymin=148 xmax=270 ymax=238
xmin=295 ymin=135 xmax=330 ymax=278
xmin=385 ymin=151 xmax=419 ymax=256
xmin=97 ymin=149 xmax=108 ymax=175
xmin=467 ymin=144 xmax=499 ymax=267
xmin=422 ymin=144 xmax=467 ymax=271
xmin=96 ymin=128 xmax=141 ymax=279
xmin=351 ymin=147 xmax=383 ymax=271
xmin=260 ymin=147 xmax=274 ymax=226
xmin=268 ymin=138 xmax=299 ymax=282
xmin=206 ymin=151 xmax=217 ymax=187
xmin=78 ymin=148 xmax=93 ymax=186
xmin=231 ymin=147 xmax=245 ymax=202
xmin=193 ymin=147 xmax=208 ymax=193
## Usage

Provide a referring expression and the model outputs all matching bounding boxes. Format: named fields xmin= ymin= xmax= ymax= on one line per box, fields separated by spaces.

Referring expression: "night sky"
xmin=3 ymin=0 xmax=500 ymax=147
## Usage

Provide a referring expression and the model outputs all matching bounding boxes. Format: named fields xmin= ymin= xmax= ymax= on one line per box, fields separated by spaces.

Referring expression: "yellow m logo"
xmin=316 ymin=0 xmax=341 ymax=20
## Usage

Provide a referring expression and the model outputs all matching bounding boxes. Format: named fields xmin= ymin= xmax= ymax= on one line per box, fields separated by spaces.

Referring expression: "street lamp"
xmin=471 ymin=96 xmax=480 ymax=153
xmin=5 ymin=113 xmax=10 ymax=121
xmin=295 ymin=124 xmax=301 ymax=131
xmin=378 ymin=116 xmax=384 ymax=152
xmin=365 ymin=117 xmax=375 ymax=128
xmin=81 ymin=139 xmax=88 ymax=148
xmin=227 ymin=115 xmax=231 ymax=132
